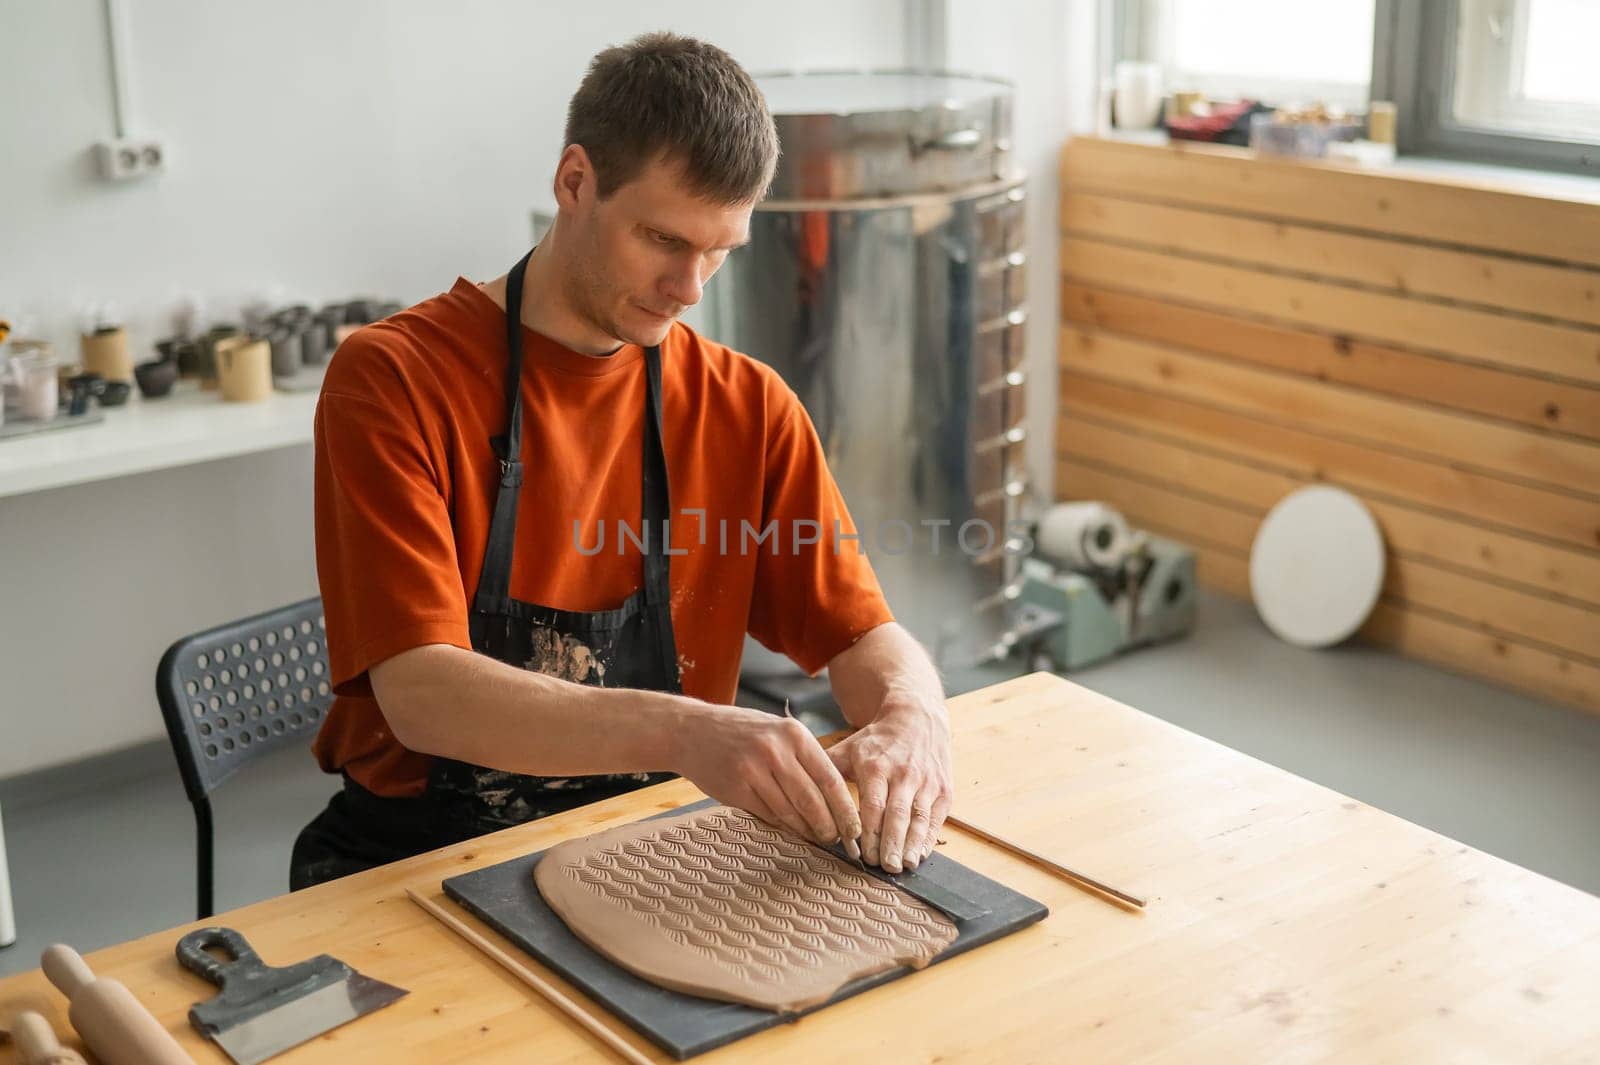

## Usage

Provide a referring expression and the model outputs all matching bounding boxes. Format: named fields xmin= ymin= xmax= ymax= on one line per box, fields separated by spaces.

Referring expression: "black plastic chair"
xmin=156 ymin=598 xmax=334 ymax=919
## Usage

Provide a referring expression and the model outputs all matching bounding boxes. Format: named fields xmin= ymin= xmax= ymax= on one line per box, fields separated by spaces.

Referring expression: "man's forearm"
xmin=370 ymin=642 xmax=866 ymax=847
xmin=826 ymin=622 xmax=946 ymax=728
xmin=370 ymin=643 xmax=705 ymax=777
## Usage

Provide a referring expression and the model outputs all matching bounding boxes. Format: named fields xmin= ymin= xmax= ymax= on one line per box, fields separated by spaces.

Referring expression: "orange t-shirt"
xmin=311 ymin=278 xmax=893 ymax=797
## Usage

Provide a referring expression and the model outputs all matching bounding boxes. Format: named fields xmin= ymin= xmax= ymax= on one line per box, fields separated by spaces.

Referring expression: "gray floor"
xmin=3 ymin=590 xmax=1598 ymax=977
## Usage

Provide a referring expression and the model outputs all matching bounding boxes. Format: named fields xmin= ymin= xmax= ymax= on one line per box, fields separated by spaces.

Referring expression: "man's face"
xmin=561 ymin=152 xmax=754 ymax=348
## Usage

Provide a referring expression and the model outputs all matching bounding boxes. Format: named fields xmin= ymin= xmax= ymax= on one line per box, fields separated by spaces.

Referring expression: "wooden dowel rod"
xmin=405 ymin=888 xmax=655 ymax=1065
xmin=945 ymin=814 xmax=1147 ymax=911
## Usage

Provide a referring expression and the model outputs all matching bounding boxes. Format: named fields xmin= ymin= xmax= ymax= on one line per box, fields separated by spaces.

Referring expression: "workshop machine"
xmin=1015 ymin=501 xmax=1197 ymax=672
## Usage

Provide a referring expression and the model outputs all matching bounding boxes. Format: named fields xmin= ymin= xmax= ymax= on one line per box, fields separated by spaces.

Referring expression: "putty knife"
xmin=176 ymin=927 xmax=405 ymax=1065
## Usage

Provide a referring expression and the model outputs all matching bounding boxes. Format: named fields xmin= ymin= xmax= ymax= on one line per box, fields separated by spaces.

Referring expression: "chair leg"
xmin=196 ymin=799 xmax=215 ymax=921
xmin=0 ymin=801 xmax=17 ymax=948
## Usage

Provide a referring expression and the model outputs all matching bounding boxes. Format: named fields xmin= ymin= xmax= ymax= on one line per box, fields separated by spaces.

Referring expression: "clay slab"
xmin=535 ymin=805 xmax=959 ymax=1012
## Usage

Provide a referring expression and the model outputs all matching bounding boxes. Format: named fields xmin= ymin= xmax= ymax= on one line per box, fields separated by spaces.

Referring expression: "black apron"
xmin=291 ymin=250 xmax=681 ymax=890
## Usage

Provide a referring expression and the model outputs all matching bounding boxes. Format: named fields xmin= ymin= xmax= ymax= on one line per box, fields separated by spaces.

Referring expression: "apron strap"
xmin=494 ymin=248 xmax=534 ymax=476
xmin=474 ymin=249 xmax=675 ymax=616
xmin=472 ymin=249 xmax=534 ymax=612
xmin=640 ymin=345 xmax=672 ymax=607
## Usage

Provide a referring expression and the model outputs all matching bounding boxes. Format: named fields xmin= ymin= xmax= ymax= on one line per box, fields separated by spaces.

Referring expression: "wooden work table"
xmin=3 ymin=672 xmax=1598 ymax=1062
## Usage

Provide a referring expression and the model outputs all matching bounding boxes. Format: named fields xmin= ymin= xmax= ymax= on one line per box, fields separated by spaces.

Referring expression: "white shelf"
xmin=0 ymin=381 xmax=319 ymax=499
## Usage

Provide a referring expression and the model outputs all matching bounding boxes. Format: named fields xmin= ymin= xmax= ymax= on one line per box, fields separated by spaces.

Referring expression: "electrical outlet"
xmin=95 ymin=137 xmax=167 ymax=181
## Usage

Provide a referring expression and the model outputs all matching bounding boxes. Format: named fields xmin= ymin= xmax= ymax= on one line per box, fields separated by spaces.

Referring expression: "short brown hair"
xmin=565 ymin=32 xmax=779 ymax=205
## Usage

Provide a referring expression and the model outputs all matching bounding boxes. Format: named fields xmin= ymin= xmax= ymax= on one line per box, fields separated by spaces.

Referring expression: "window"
xmin=1117 ymin=0 xmax=1377 ymax=113
xmin=1446 ymin=0 xmax=1600 ymax=142
xmin=1115 ymin=0 xmax=1600 ymax=174
xmin=1378 ymin=0 xmax=1600 ymax=173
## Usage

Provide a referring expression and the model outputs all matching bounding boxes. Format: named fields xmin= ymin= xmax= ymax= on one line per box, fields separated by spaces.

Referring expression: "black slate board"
xmin=442 ymin=799 xmax=1048 ymax=1060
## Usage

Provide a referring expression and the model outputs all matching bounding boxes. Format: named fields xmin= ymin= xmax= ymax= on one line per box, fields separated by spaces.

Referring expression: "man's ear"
xmin=553 ymin=144 xmax=595 ymax=210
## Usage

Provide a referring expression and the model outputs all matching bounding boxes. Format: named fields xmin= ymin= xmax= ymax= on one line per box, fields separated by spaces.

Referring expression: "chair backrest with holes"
xmin=156 ymin=598 xmax=333 ymax=804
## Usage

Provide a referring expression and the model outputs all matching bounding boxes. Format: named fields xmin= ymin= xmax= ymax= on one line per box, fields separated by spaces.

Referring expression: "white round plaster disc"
xmin=1249 ymin=485 xmax=1385 ymax=648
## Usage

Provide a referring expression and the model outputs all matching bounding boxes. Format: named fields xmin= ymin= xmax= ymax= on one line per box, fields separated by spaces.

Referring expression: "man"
xmin=291 ymin=32 xmax=951 ymax=890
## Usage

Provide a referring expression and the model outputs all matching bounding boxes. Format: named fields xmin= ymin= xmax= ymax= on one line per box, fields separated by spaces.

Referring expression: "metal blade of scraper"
xmin=177 ymin=927 xmax=407 ymax=1065
xmin=210 ymin=972 xmax=405 ymax=1065
xmin=815 ymin=841 xmax=991 ymax=923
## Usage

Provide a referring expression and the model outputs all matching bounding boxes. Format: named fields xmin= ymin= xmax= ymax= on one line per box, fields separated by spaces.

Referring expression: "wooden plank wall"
xmin=1056 ymin=136 xmax=1600 ymax=715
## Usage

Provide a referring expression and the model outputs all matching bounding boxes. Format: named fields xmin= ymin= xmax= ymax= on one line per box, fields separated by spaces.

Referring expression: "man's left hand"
xmin=826 ymin=688 xmax=952 ymax=873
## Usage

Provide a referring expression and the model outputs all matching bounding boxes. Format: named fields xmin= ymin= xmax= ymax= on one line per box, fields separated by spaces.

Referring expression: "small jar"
xmin=13 ymin=351 xmax=61 ymax=421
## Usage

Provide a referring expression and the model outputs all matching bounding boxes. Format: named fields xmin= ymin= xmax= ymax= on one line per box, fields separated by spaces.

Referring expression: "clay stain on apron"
xmin=525 ymin=623 xmax=607 ymax=684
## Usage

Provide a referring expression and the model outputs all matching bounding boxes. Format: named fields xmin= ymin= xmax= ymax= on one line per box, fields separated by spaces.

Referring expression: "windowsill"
xmin=1092 ymin=128 xmax=1600 ymax=207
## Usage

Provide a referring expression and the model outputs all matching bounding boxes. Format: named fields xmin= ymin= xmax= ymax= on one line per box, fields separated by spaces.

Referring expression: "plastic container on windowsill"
xmin=1249 ymin=112 xmax=1362 ymax=159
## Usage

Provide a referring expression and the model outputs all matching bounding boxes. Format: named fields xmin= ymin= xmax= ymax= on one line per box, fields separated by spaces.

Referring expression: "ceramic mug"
xmin=217 ymin=338 xmax=273 ymax=402
xmin=1114 ymin=61 xmax=1164 ymax=129
xmin=300 ymin=325 xmax=330 ymax=367
xmin=268 ymin=330 xmax=302 ymax=377
xmin=80 ymin=326 xmax=134 ymax=382
xmin=194 ymin=324 xmax=242 ymax=386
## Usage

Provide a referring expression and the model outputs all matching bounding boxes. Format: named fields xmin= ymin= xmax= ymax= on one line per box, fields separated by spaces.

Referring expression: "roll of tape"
xmin=1037 ymin=501 xmax=1130 ymax=570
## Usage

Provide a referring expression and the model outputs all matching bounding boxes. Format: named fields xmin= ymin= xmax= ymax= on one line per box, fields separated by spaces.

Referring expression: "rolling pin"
xmin=41 ymin=944 xmax=192 ymax=1065
xmin=8 ymin=1010 xmax=87 ymax=1065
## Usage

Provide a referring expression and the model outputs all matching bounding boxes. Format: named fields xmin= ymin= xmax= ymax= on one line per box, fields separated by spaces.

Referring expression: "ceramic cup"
xmin=194 ymin=325 xmax=242 ymax=386
xmin=99 ymin=380 xmax=132 ymax=407
xmin=64 ymin=375 xmax=98 ymax=416
xmin=217 ymin=337 xmax=273 ymax=402
xmin=300 ymin=325 xmax=330 ymax=367
xmin=134 ymin=358 xmax=178 ymax=398
xmin=1114 ymin=61 xmax=1164 ymax=129
xmin=268 ymin=330 xmax=302 ymax=377
xmin=81 ymin=326 xmax=134 ymax=382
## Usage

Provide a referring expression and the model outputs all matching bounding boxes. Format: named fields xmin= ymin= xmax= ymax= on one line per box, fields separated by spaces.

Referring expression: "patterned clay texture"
xmin=534 ymin=805 xmax=958 ymax=1011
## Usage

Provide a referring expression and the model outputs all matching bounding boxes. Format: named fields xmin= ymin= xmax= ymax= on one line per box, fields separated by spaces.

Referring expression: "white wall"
xmin=0 ymin=0 xmax=910 ymax=778
xmin=942 ymin=0 xmax=1100 ymax=499
xmin=2 ymin=0 xmax=909 ymax=353
xmin=0 ymin=0 xmax=1096 ymax=778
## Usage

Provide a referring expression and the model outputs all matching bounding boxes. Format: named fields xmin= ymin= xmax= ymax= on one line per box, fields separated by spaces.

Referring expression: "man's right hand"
xmin=672 ymin=704 xmax=861 ymax=849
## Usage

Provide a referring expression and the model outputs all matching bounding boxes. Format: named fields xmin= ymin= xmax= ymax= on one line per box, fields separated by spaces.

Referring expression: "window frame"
xmin=1111 ymin=0 xmax=1600 ymax=176
xmin=1373 ymin=0 xmax=1600 ymax=176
